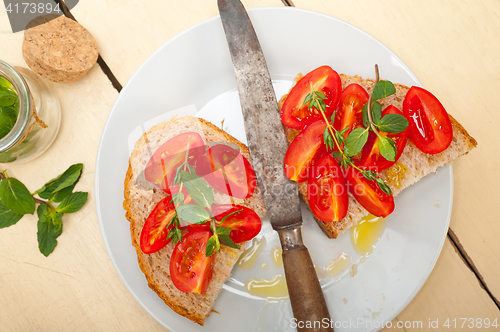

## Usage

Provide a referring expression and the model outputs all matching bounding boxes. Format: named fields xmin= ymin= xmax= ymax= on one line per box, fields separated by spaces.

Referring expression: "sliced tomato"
xmin=281 ymin=66 xmax=342 ymax=130
xmin=144 ymin=132 xmax=205 ymax=193
xmin=284 ymin=119 xmax=327 ymax=182
xmin=193 ymin=144 xmax=256 ymax=199
xmin=170 ymin=230 xmax=214 ymax=294
xmin=402 ymin=86 xmax=452 ymax=154
xmin=307 ymin=155 xmax=348 ymax=222
xmin=344 ymin=166 xmax=394 ymax=218
xmin=186 ymin=205 xmax=261 ymax=243
xmin=140 ymin=197 xmax=177 ymax=254
xmin=358 ymin=105 xmax=409 ymax=172
xmin=212 ymin=204 xmax=261 ymax=243
xmin=334 ymin=83 xmax=369 ymax=140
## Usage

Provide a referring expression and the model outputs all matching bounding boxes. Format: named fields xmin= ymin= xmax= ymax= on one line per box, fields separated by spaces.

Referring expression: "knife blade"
xmin=217 ymin=1 xmax=333 ymax=330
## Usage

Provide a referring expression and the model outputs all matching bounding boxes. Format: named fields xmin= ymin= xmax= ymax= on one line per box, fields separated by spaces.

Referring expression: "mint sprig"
xmin=303 ymin=65 xmax=402 ymax=195
xmin=163 ymin=140 xmax=241 ymax=257
xmin=0 ymin=164 xmax=88 ymax=256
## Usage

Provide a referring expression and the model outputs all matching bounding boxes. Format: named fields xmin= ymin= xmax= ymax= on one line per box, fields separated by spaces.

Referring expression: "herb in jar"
xmin=0 ymin=75 xmax=19 ymax=140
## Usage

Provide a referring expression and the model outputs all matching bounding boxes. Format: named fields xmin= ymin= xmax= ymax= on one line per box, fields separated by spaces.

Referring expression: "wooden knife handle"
xmin=279 ymin=228 xmax=334 ymax=332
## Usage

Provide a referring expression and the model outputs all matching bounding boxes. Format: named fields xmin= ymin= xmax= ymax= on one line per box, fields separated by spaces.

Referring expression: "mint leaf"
xmin=35 ymin=164 xmax=83 ymax=200
xmin=377 ymin=135 xmax=397 ymax=162
xmin=377 ymin=113 xmax=409 ymax=134
xmin=362 ymin=103 xmax=369 ymax=128
xmin=50 ymin=184 xmax=76 ymax=203
xmin=166 ymin=224 xmax=183 ymax=245
xmin=56 ymin=192 xmax=88 ymax=213
xmin=175 ymin=204 xmax=210 ymax=224
xmin=371 ymin=101 xmax=382 ymax=125
xmin=375 ymin=177 xmax=393 ymax=195
xmin=206 ymin=235 xmax=219 ymax=257
xmin=362 ymin=169 xmax=377 ymax=181
xmin=372 ymin=80 xmax=396 ymax=100
xmin=0 ymin=106 xmax=17 ymax=138
xmin=215 ymin=226 xmax=232 ymax=236
xmin=0 ymin=177 xmax=35 ymax=214
xmin=0 ymin=202 xmax=23 ymax=228
xmin=0 ymin=87 xmax=17 ymax=107
xmin=180 ymin=170 xmax=214 ymax=208
xmin=36 ymin=203 xmax=63 ymax=256
xmin=0 ymin=76 xmax=13 ymax=90
xmin=344 ymin=127 xmax=369 ymax=157
xmin=219 ymin=234 xmax=240 ymax=249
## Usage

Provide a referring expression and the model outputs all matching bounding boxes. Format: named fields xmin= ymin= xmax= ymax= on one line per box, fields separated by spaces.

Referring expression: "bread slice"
xmin=279 ymin=73 xmax=477 ymax=239
xmin=123 ymin=116 xmax=265 ymax=325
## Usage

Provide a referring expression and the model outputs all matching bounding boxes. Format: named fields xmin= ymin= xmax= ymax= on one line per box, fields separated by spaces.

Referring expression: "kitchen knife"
xmin=217 ymin=1 xmax=333 ymax=331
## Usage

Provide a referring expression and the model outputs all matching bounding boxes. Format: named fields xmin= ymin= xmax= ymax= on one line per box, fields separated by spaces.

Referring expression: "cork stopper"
xmin=22 ymin=14 xmax=98 ymax=83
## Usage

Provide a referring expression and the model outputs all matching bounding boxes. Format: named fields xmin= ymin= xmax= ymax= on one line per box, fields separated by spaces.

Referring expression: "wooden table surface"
xmin=1 ymin=0 xmax=499 ymax=331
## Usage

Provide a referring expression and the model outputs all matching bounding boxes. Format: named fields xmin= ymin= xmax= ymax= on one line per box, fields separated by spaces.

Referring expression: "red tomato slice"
xmin=186 ymin=205 xmax=261 ymax=243
xmin=334 ymin=83 xmax=369 ymax=140
xmin=281 ymin=66 xmax=342 ymax=130
xmin=170 ymin=230 xmax=214 ymax=294
xmin=358 ymin=105 xmax=409 ymax=172
xmin=212 ymin=204 xmax=262 ymax=243
xmin=307 ymin=155 xmax=348 ymax=222
xmin=144 ymin=132 xmax=205 ymax=193
xmin=284 ymin=119 xmax=327 ymax=182
xmin=344 ymin=166 xmax=394 ymax=218
xmin=402 ymin=86 xmax=453 ymax=154
xmin=140 ymin=197 xmax=176 ymax=254
xmin=193 ymin=144 xmax=256 ymax=199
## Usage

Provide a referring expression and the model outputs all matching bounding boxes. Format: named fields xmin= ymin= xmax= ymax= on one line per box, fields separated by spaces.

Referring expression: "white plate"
xmin=95 ymin=7 xmax=452 ymax=332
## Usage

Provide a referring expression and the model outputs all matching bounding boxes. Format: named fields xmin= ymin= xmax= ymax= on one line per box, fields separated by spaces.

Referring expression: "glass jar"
xmin=0 ymin=59 xmax=61 ymax=164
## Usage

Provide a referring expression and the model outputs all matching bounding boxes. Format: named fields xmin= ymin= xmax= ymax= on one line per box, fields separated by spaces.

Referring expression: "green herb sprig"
xmin=304 ymin=65 xmax=408 ymax=195
xmin=0 ymin=75 xmax=19 ymax=140
xmin=164 ymin=141 xmax=240 ymax=257
xmin=0 ymin=164 xmax=88 ymax=256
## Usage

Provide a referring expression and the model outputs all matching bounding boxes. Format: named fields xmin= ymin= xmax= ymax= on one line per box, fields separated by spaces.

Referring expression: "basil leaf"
xmin=206 ymin=235 xmax=219 ymax=257
xmin=371 ymin=101 xmax=382 ymax=124
xmin=219 ymin=234 xmax=240 ymax=249
xmin=175 ymin=204 xmax=210 ymax=224
xmin=180 ymin=170 xmax=214 ymax=208
xmin=375 ymin=178 xmax=393 ymax=195
xmin=377 ymin=113 xmax=409 ymax=134
xmin=36 ymin=204 xmax=63 ymax=256
xmin=377 ymin=135 xmax=397 ymax=162
xmin=372 ymin=80 xmax=396 ymax=100
xmin=56 ymin=192 xmax=88 ymax=213
xmin=0 ymin=201 xmax=23 ymax=228
xmin=35 ymin=164 xmax=83 ymax=199
xmin=0 ymin=177 xmax=35 ymax=215
xmin=344 ymin=127 xmax=369 ymax=157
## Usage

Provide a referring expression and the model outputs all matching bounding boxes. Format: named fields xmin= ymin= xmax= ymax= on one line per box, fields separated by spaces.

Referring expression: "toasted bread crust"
xmin=123 ymin=116 xmax=265 ymax=325
xmin=280 ymin=73 xmax=477 ymax=238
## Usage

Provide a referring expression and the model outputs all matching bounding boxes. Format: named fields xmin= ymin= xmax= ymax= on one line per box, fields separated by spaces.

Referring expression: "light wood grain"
xmin=382 ymin=238 xmax=500 ymax=331
xmin=69 ymin=0 xmax=284 ymax=86
xmin=1 ymin=0 xmax=499 ymax=331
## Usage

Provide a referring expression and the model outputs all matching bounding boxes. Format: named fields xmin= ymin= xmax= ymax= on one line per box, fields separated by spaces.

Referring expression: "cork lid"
xmin=22 ymin=14 xmax=99 ymax=83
